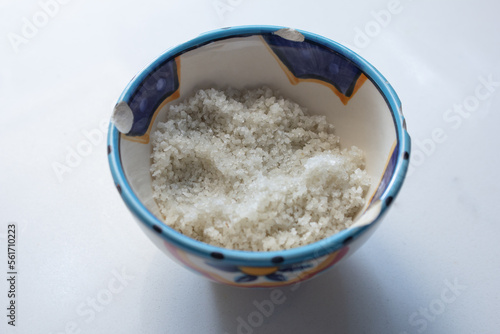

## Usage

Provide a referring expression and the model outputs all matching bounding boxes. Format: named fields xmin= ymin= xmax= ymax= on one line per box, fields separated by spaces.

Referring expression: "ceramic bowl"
xmin=107 ymin=25 xmax=411 ymax=287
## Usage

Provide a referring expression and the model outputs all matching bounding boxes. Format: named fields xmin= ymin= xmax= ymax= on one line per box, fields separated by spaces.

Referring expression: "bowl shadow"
xmin=210 ymin=257 xmax=400 ymax=334
xmin=139 ymin=249 xmax=418 ymax=334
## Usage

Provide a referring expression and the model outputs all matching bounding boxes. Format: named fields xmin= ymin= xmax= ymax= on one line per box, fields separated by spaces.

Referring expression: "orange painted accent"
xmin=350 ymin=73 xmax=368 ymax=101
xmin=367 ymin=140 xmax=398 ymax=205
xmin=260 ymin=36 xmax=367 ymax=105
xmin=239 ymin=266 xmax=278 ymax=276
xmin=121 ymin=57 xmax=182 ymax=144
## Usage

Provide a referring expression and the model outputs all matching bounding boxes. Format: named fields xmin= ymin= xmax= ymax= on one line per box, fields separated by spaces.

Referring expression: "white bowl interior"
xmin=118 ymin=35 xmax=396 ymax=222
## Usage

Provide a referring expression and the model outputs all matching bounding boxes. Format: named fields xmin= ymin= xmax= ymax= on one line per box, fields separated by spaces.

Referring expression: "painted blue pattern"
xmin=262 ymin=34 xmax=363 ymax=97
xmin=205 ymin=261 xmax=313 ymax=283
xmin=371 ymin=142 xmax=399 ymax=203
xmin=126 ymin=58 xmax=179 ymax=136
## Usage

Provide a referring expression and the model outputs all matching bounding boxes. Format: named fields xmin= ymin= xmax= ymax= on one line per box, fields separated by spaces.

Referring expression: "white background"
xmin=1 ymin=0 xmax=499 ymax=333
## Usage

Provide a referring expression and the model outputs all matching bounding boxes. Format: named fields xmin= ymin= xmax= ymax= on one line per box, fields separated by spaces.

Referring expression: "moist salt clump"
xmin=150 ymin=87 xmax=371 ymax=251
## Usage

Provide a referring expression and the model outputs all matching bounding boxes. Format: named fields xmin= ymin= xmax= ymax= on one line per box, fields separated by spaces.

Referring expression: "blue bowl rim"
xmin=107 ymin=25 xmax=411 ymax=267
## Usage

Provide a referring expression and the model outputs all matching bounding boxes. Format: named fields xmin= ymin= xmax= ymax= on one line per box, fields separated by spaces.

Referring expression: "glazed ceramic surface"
xmin=108 ymin=26 xmax=411 ymax=287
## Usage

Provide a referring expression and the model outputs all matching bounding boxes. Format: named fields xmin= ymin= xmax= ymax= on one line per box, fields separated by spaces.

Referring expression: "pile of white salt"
xmin=150 ymin=87 xmax=371 ymax=251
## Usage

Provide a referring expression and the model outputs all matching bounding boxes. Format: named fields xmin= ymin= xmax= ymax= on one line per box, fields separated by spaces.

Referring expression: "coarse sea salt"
xmin=150 ymin=87 xmax=371 ymax=251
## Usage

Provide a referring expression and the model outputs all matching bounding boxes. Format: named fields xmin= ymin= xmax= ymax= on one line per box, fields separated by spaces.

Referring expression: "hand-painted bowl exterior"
xmin=107 ymin=26 xmax=411 ymax=287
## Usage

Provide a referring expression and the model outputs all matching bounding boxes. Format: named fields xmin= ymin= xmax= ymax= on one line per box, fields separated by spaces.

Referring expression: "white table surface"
xmin=1 ymin=0 xmax=499 ymax=333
